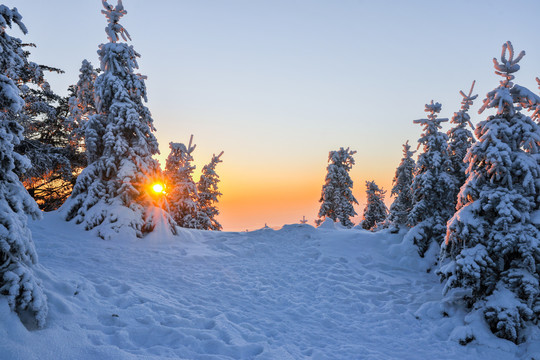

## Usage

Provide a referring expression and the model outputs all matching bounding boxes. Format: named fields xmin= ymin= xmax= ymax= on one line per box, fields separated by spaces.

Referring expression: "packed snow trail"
xmin=1 ymin=213 xmax=537 ymax=359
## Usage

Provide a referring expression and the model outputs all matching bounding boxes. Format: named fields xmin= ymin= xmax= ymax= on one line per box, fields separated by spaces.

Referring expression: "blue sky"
xmin=10 ymin=0 xmax=540 ymax=230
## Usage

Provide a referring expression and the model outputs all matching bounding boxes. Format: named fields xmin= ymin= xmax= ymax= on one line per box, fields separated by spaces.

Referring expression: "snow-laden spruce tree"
xmin=62 ymin=1 xmax=167 ymax=239
xmin=447 ymin=81 xmax=477 ymax=209
xmin=0 ymin=5 xmax=47 ymax=328
xmin=15 ymin=65 xmax=82 ymax=211
xmin=439 ymin=42 xmax=540 ymax=343
xmin=316 ymin=147 xmax=358 ymax=228
xmin=518 ymin=76 xmax=540 ymax=224
xmin=360 ymin=180 xmax=388 ymax=231
xmin=386 ymin=141 xmax=415 ymax=232
xmin=406 ymin=101 xmax=455 ymax=257
xmin=165 ymin=136 xmax=199 ymax=229
xmin=0 ymin=14 xmax=82 ymax=211
xmin=67 ymin=59 xmax=98 ymax=148
xmin=196 ymin=151 xmax=224 ymax=231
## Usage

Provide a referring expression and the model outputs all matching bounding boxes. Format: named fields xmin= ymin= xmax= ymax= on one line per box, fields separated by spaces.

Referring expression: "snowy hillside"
xmin=1 ymin=213 xmax=539 ymax=360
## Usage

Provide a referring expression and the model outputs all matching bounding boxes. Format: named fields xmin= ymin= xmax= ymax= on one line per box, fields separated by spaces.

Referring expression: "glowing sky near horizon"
xmin=10 ymin=0 xmax=540 ymax=231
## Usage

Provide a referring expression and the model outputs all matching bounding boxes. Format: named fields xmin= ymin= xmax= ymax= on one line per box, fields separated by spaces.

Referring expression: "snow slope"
xmin=1 ymin=212 xmax=538 ymax=359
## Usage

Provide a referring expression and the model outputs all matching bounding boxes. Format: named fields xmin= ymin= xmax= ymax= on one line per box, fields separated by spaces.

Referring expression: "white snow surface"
xmin=1 ymin=212 xmax=539 ymax=360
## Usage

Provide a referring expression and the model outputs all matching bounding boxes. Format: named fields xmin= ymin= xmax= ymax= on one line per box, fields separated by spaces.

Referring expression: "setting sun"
xmin=152 ymin=183 xmax=165 ymax=194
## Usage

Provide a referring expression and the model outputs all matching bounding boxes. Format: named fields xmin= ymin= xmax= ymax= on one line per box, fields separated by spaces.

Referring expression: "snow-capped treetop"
xmin=398 ymin=140 xmax=415 ymax=166
xmin=165 ymin=135 xmax=196 ymax=175
xmin=199 ymin=151 xmax=223 ymax=184
xmin=447 ymin=81 xmax=477 ymax=189
xmin=424 ymin=100 xmax=442 ymax=118
xmin=329 ymin=147 xmax=356 ymax=170
xmin=414 ymin=100 xmax=447 ymax=126
xmin=479 ymin=41 xmax=527 ymax=116
xmin=493 ymin=41 xmax=524 ymax=84
xmin=477 ymin=41 xmax=540 ymax=122
xmin=101 ymin=0 xmax=130 ymax=43
xmin=458 ymin=80 xmax=478 ymax=114
xmin=413 ymin=101 xmax=448 ymax=146
xmin=0 ymin=5 xmax=27 ymax=34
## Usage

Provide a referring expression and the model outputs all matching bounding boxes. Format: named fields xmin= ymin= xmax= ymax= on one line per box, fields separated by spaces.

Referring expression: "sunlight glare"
xmin=152 ymin=183 xmax=164 ymax=194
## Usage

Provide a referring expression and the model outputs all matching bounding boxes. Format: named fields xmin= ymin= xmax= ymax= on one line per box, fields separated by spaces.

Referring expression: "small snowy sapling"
xmin=165 ymin=136 xmax=200 ymax=229
xmin=196 ymin=151 xmax=224 ymax=231
xmin=316 ymin=147 xmax=359 ymax=228
xmin=406 ymin=101 xmax=455 ymax=257
xmin=447 ymin=81 xmax=477 ymax=209
xmin=386 ymin=141 xmax=415 ymax=233
xmin=360 ymin=180 xmax=388 ymax=231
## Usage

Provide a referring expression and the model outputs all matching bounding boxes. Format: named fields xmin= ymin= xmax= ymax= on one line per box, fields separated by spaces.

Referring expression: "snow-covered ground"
xmin=1 ymin=212 xmax=539 ymax=360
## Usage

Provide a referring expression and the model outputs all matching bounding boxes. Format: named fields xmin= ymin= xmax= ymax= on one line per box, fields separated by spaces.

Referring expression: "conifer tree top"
xmin=166 ymin=135 xmax=197 ymax=174
xmin=449 ymin=81 xmax=477 ymax=129
xmin=329 ymin=147 xmax=356 ymax=169
xmin=493 ymin=41 xmax=524 ymax=87
xmin=479 ymin=41 xmax=529 ymax=116
xmin=101 ymin=0 xmax=131 ymax=43
xmin=413 ymin=101 xmax=448 ymax=130
xmin=458 ymin=80 xmax=478 ymax=113
xmin=402 ymin=140 xmax=415 ymax=158
xmin=170 ymin=135 xmax=197 ymax=160
xmin=211 ymin=151 xmax=224 ymax=164
xmin=0 ymin=6 xmax=26 ymax=34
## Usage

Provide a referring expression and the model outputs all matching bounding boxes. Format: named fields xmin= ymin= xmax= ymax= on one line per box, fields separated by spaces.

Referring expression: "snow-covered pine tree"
xmin=165 ymin=136 xmax=200 ymax=229
xmin=62 ymin=0 xmax=167 ymax=239
xmin=0 ymin=20 xmax=84 ymax=211
xmin=406 ymin=101 xmax=455 ymax=257
xmin=17 ymin=79 xmax=87 ymax=211
xmin=316 ymin=147 xmax=358 ymax=228
xmin=67 ymin=59 xmax=98 ymax=149
xmin=386 ymin=141 xmax=415 ymax=233
xmin=447 ymin=81 xmax=477 ymax=209
xmin=517 ymin=76 xmax=540 ymax=230
xmin=531 ymin=78 xmax=540 ymax=230
xmin=0 ymin=5 xmax=47 ymax=328
xmin=360 ymin=180 xmax=388 ymax=231
xmin=196 ymin=151 xmax=224 ymax=231
xmin=439 ymin=42 xmax=540 ymax=343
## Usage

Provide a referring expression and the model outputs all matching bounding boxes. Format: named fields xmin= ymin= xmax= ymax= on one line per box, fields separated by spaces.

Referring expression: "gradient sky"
xmin=9 ymin=0 xmax=540 ymax=230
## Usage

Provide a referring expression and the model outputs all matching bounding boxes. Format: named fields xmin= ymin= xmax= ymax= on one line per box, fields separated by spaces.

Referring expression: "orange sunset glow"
xmin=184 ymin=153 xmax=397 ymax=231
